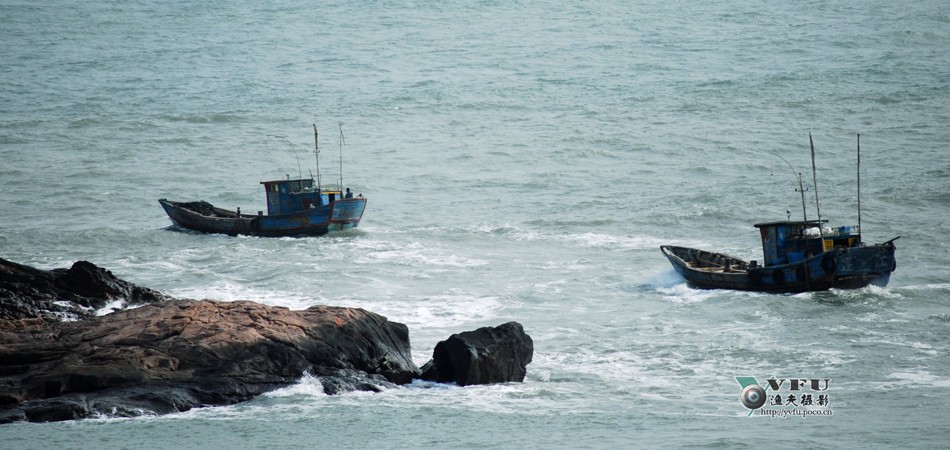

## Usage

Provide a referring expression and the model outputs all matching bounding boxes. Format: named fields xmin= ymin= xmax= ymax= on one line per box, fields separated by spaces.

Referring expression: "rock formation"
xmin=0 ymin=258 xmax=532 ymax=423
xmin=419 ymin=322 xmax=534 ymax=386
xmin=0 ymin=257 xmax=164 ymax=321
xmin=0 ymin=299 xmax=417 ymax=423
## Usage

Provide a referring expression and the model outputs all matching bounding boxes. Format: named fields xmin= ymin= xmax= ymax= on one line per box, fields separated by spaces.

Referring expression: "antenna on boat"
xmin=313 ymin=124 xmax=322 ymax=190
xmin=857 ymin=133 xmax=862 ymax=237
xmin=768 ymin=151 xmax=808 ymax=221
xmin=809 ymin=132 xmax=824 ymax=238
xmin=292 ymin=142 xmax=303 ymax=181
xmin=338 ymin=122 xmax=345 ymax=191
xmin=271 ymin=135 xmax=303 ymax=181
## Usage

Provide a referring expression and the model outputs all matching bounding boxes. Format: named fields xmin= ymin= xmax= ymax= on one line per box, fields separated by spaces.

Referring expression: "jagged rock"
xmin=314 ymin=368 xmax=399 ymax=395
xmin=0 ymin=258 xmax=536 ymax=423
xmin=419 ymin=322 xmax=533 ymax=386
xmin=0 ymin=299 xmax=418 ymax=423
xmin=0 ymin=258 xmax=164 ymax=321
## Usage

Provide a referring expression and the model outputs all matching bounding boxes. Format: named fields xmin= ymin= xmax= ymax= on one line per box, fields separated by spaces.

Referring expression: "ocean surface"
xmin=2 ymin=0 xmax=948 ymax=448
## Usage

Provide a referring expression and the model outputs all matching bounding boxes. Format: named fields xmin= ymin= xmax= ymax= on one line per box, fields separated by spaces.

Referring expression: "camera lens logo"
xmin=739 ymin=384 xmax=767 ymax=409
xmin=735 ymin=376 xmax=767 ymax=410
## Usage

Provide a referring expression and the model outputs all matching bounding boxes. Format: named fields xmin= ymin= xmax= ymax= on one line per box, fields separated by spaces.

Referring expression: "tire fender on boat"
xmin=772 ymin=269 xmax=784 ymax=284
xmin=749 ymin=270 xmax=762 ymax=285
xmin=821 ymin=254 xmax=836 ymax=274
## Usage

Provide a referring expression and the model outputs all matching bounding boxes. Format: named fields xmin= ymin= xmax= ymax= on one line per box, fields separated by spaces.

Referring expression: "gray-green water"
xmin=2 ymin=1 xmax=948 ymax=448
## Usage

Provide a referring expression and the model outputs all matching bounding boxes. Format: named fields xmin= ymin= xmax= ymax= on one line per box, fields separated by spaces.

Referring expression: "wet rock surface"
xmin=419 ymin=322 xmax=534 ymax=386
xmin=0 ymin=258 xmax=531 ymax=423
xmin=0 ymin=257 xmax=164 ymax=321
xmin=0 ymin=299 xmax=418 ymax=423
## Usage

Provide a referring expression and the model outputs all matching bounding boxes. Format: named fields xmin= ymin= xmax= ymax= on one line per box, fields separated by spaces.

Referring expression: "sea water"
xmin=1 ymin=1 xmax=948 ymax=448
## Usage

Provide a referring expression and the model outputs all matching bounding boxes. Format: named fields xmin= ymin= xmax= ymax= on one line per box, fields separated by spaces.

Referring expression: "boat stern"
xmin=327 ymin=197 xmax=367 ymax=231
xmin=830 ymin=243 xmax=897 ymax=288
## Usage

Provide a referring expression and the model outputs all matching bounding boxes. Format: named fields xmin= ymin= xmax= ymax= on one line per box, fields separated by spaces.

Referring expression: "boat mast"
xmin=313 ymin=124 xmax=322 ymax=190
xmin=809 ymin=132 xmax=824 ymax=239
xmin=338 ymin=122 xmax=345 ymax=192
xmin=857 ymin=134 xmax=862 ymax=236
xmin=796 ymin=172 xmax=808 ymax=223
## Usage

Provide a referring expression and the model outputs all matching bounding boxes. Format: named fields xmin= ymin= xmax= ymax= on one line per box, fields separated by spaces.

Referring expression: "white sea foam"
xmin=95 ymin=299 xmax=127 ymax=316
xmin=345 ymin=291 xmax=506 ymax=330
xmin=565 ymin=232 xmax=668 ymax=250
xmin=654 ymin=281 xmax=720 ymax=304
xmin=357 ymin=242 xmax=488 ymax=268
xmin=262 ymin=373 xmax=326 ymax=399
xmin=890 ymin=371 xmax=950 ymax=388
xmin=164 ymin=281 xmax=306 ymax=305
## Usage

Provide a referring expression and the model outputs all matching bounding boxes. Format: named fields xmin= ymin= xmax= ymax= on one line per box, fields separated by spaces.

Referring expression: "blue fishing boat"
xmin=661 ymin=134 xmax=898 ymax=293
xmin=661 ymin=222 xmax=897 ymax=292
xmin=160 ymin=125 xmax=366 ymax=237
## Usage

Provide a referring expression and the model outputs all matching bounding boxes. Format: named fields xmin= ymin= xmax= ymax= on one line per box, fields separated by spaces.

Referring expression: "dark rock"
xmin=0 ymin=258 xmax=537 ymax=423
xmin=419 ymin=322 xmax=533 ymax=386
xmin=314 ymin=368 xmax=398 ymax=395
xmin=0 ymin=258 xmax=164 ymax=321
xmin=0 ymin=299 xmax=419 ymax=423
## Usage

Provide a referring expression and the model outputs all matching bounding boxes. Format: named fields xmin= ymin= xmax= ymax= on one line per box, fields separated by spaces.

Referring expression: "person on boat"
xmin=345 ymin=188 xmax=353 ymax=199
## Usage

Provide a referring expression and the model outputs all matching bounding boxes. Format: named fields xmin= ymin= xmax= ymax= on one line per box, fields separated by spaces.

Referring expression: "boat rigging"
xmin=660 ymin=133 xmax=898 ymax=293
xmin=159 ymin=126 xmax=367 ymax=237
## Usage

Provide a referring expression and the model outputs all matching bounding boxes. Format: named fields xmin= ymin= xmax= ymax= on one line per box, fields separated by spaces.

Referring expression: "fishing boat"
xmin=159 ymin=125 xmax=366 ymax=237
xmin=660 ymin=134 xmax=898 ymax=293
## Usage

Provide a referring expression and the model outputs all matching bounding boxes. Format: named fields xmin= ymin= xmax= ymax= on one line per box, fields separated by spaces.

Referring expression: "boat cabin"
xmin=260 ymin=178 xmax=343 ymax=215
xmin=754 ymin=220 xmax=862 ymax=267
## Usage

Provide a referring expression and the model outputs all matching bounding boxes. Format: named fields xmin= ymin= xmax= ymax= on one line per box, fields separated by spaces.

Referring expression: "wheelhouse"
xmin=753 ymin=220 xmax=862 ymax=267
xmin=260 ymin=178 xmax=343 ymax=215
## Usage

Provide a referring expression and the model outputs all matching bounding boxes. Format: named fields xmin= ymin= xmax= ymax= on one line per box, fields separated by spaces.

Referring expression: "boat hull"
xmin=159 ymin=198 xmax=366 ymax=237
xmin=660 ymin=244 xmax=896 ymax=293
